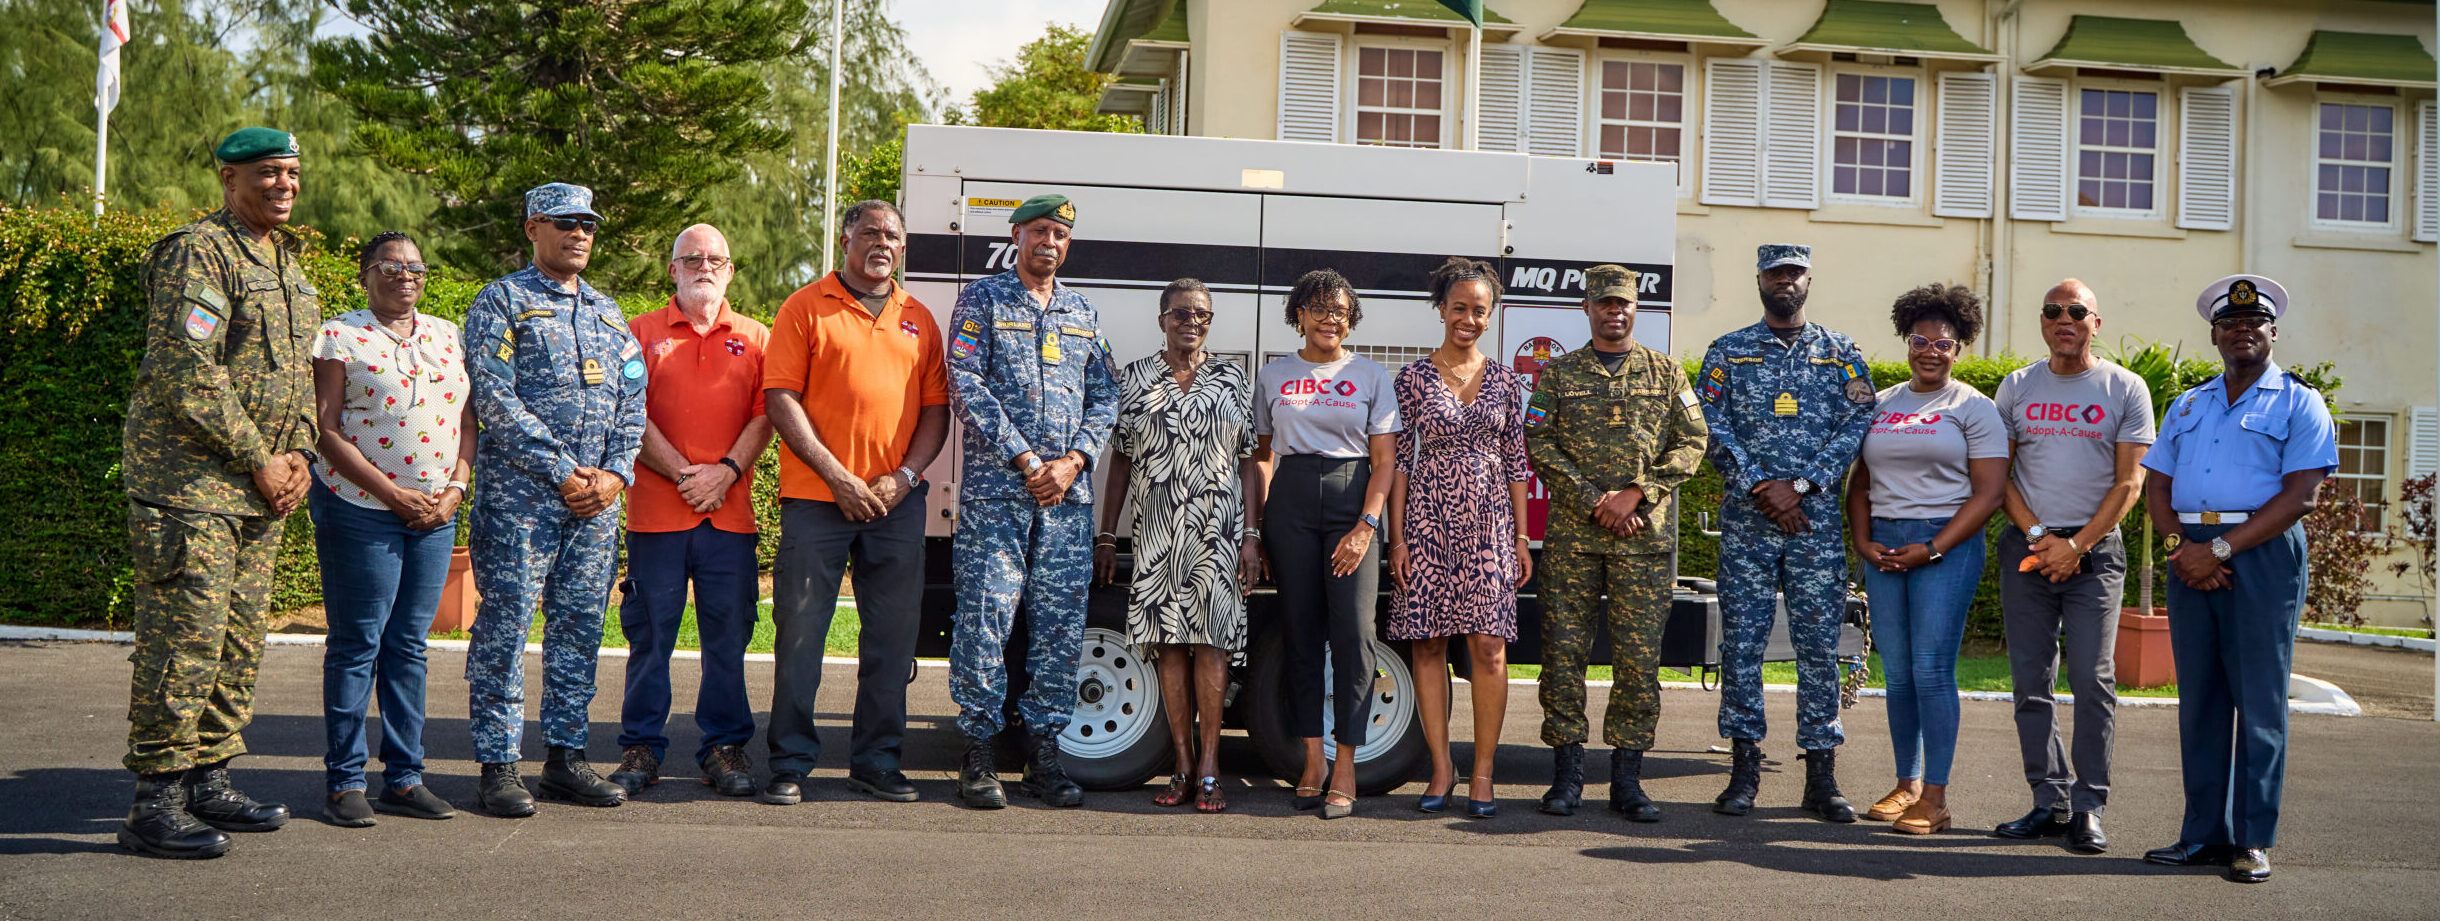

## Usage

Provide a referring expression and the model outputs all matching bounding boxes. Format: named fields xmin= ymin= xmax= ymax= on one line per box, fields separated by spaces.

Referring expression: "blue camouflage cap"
xmin=524 ymin=182 xmax=602 ymax=221
xmin=1756 ymin=244 xmax=1811 ymax=272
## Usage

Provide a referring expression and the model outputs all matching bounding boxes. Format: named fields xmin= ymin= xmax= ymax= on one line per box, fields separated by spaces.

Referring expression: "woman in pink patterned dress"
xmin=1387 ymin=257 xmax=1533 ymax=819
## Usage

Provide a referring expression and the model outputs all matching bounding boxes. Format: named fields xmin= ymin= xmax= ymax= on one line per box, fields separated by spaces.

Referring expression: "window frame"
xmin=1347 ymin=35 xmax=1455 ymax=150
xmin=1589 ymin=48 xmax=1698 ymax=196
xmin=2308 ymin=93 xmax=2406 ymax=234
xmin=2069 ymin=77 xmax=2170 ymax=221
xmin=2334 ymin=413 xmax=2395 ymax=534
xmin=1821 ymin=63 xmax=1927 ymax=208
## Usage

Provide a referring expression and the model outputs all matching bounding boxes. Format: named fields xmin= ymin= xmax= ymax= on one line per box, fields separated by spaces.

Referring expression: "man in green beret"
xmin=117 ymin=126 xmax=316 ymax=858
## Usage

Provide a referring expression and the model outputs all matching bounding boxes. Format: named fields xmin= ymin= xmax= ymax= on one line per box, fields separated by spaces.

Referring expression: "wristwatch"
xmin=1359 ymin=512 xmax=1383 ymax=531
xmin=1790 ymin=477 xmax=1814 ymax=495
xmin=718 ymin=457 xmax=744 ymax=478
xmin=2162 ymin=533 xmax=2186 ymax=554
xmin=2025 ymin=524 xmax=2049 ymax=542
xmin=442 ymin=479 xmax=468 ymax=497
xmin=1924 ymin=545 xmax=1946 ymax=565
xmin=895 ymin=465 xmax=920 ymax=489
xmin=2209 ymin=537 xmax=2234 ymax=561
xmin=1243 ymin=526 xmax=1262 ymax=542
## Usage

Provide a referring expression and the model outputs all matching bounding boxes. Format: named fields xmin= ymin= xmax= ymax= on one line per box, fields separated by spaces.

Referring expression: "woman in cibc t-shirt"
xmin=1252 ymin=268 xmax=1399 ymax=820
xmin=1843 ymin=282 xmax=2009 ymax=837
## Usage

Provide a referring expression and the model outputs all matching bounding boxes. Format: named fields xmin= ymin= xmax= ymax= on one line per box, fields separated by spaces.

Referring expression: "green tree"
xmin=959 ymin=22 xmax=1144 ymax=133
xmin=1 ymin=0 xmax=249 ymax=212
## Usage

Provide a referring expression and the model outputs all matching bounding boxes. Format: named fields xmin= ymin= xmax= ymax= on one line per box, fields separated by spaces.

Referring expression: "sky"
xmin=893 ymin=0 xmax=1109 ymax=105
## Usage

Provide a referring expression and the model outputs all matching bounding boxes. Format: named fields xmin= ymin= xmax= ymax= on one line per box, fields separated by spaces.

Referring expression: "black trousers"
xmin=1266 ymin=454 xmax=1380 ymax=748
xmin=765 ymin=487 xmax=929 ymax=775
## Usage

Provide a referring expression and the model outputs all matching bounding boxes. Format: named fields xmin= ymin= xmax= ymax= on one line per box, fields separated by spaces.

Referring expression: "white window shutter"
xmin=1476 ymin=43 xmax=1525 ymax=153
xmin=2010 ymin=75 xmax=2071 ymax=221
xmin=1170 ymin=51 xmax=1191 ymax=136
xmin=1526 ymin=47 xmax=1586 ymax=157
xmin=1759 ymin=61 xmax=1820 ymax=209
xmin=1277 ymin=30 xmax=1342 ymax=143
xmin=1932 ymin=72 xmax=1995 ymax=218
xmin=2409 ymin=407 xmax=2440 ymax=477
xmin=2176 ymin=86 xmax=2237 ymax=231
xmin=1701 ymin=58 xmax=1764 ymax=207
xmin=2417 ymin=101 xmax=2437 ymax=242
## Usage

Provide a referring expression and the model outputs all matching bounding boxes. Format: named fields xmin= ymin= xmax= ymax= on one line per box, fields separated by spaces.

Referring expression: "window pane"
xmin=1357 ymin=111 xmax=1383 ymax=141
xmin=2106 ymin=92 xmax=2129 ymax=118
xmin=1889 ymin=108 xmax=1913 ymax=136
xmin=2320 ymin=131 xmax=2343 ymax=160
xmin=1602 ymin=124 xmax=1625 ymax=157
xmin=1657 ymin=64 xmax=1683 ymax=93
xmin=1862 ymin=106 xmax=1885 ymax=135
xmin=1630 ymin=94 xmax=1654 ymax=121
xmin=2133 ymin=92 xmax=2156 ymax=119
xmin=2340 ymin=195 xmax=2363 ymax=221
xmin=2365 ymin=420 xmax=2390 ymax=443
xmin=2368 ymin=196 xmax=2389 ymax=223
xmin=2372 ymin=106 xmax=2394 ymax=132
xmin=1388 ymin=50 xmax=1412 ymax=78
xmin=1835 ymin=165 xmax=1858 ymax=194
xmin=1863 ymin=76 xmax=1887 ymax=104
xmin=2344 ymin=104 xmax=2367 ymax=132
xmin=1630 ymin=62 xmax=1656 ymax=91
xmin=2318 ymin=191 xmax=2341 ymax=219
xmin=1888 ymin=166 xmax=1910 ymax=198
xmin=1653 ymin=127 xmax=1680 ymax=158
xmin=2130 ymin=153 xmax=2152 ymax=180
xmin=1838 ymin=104 xmax=1861 ymax=132
xmin=2128 ymin=183 xmax=2150 ymax=211
xmin=2132 ymin=120 xmax=2154 ymax=149
xmin=1657 ymin=94 xmax=1682 ymax=123
xmin=2343 ymin=133 xmax=2368 ymax=161
xmin=2104 ymin=120 xmax=2129 ymax=147
xmin=1838 ymin=73 xmax=1862 ymax=100
xmin=2322 ymin=103 xmax=2342 ymax=130
xmin=1416 ymin=51 xmax=1442 ymax=79
xmin=2081 ymin=117 xmax=2104 ymax=146
xmin=1359 ymin=78 xmax=1384 ymax=108
xmin=2370 ymin=135 xmax=2393 ymax=163
xmin=1860 ymin=169 xmax=1884 ymax=196
xmin=1890 ymin=78 xmax=1914 ymax=106
xmin=2078 ymin=179 xmax=2102 ymax=206
xmin=1389 ymin=81 xmax=1412 ymax=109
xmin=1416 ymin=81 xmax=1441 ymax=110
xmin=1604 ymin=61 xmax=1628 ymax=89
xmin=1414 ymin=115 xmax=1440 ymax=144
xmin=2080 ymin=150 xmax=2103 ymax=178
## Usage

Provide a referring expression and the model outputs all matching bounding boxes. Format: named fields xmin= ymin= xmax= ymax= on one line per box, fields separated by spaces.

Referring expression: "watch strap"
xmin=718 ymin=457 xmax=744 ymax=477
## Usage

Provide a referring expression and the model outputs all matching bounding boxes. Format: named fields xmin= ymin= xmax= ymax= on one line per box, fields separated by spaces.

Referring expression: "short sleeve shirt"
xmin=1994 ymin=359 xmax=2155 ymax=528
xmin=1253 ymin=353 xmax=1400 ymax=457
xmin=764 ymin=273 xmax=950 ymax=502
xmin=2142 ymin=363 xmax=2339 ymax=514
xmin=311 ymin=310 xmax=471 ymax=509
xmin=1859 ymin=378 xmax=2007 ymax=519
xmin=628 ymin=301 xmax=770 ymax=534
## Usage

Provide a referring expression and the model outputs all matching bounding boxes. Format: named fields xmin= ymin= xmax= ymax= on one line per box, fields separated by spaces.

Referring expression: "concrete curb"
xmin=2297 ymin=624 xmax=2436 ymax=653
xmin=1 ymin=624 xmax=2359 ymax=715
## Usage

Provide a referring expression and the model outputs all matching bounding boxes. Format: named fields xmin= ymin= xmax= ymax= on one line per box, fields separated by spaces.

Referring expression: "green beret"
xmin=214 ymin=127 xmax=300 ymax=165
xmin=1009 ymin=194 xmax=1075 ymax=227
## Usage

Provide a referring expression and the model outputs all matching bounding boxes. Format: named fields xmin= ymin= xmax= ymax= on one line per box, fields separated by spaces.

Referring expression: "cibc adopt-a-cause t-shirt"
xmin=1994 ymin=359 xmax=2156 ymax=529
xmin=1253 ymin=352 xmax=1400 ymax=457
xmin=1860 ymin=378 xmax=2008 ymax=519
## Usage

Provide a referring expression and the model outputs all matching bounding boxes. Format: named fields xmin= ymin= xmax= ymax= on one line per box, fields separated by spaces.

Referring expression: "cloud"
xmin=893 ymin=0 xmax=1108 ymax=106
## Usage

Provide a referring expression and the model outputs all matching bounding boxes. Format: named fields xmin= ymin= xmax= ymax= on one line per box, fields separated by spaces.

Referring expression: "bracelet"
xmin=1515 ymin=533 xmax=1531 ymax=542
xmin=1097 ymin=531 xmax=1116 ymax=540
xmin=719 ymin=457 xmax=744 ymax=477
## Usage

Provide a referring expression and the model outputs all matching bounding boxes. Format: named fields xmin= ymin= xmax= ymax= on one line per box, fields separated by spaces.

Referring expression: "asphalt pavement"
xmin=3 ymin=639 xmax=2436 ymax=921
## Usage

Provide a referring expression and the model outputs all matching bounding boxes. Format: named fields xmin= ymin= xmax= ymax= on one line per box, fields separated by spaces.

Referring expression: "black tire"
xmin=1240 ymin=625 xmax=1426 ymax=796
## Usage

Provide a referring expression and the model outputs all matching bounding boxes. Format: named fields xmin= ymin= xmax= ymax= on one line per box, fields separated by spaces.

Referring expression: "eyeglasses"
xmin=676 ymin=254 xmax=732 ymax=270
xmin=1163 ymin=308 xmax=1214 ymax=325
xmin=1907 ymin=334 xmax=1961 ymax=355
xmin=2041 ymin=302 xmax=2094 ymax=321
xmin=1299 ymin=304 xmax=1352 ymax=321
xmin=2212 ymin=316 xmax=2271 ymax=331
xmin=548 ymin=217 xmax=599 ymax=233
xmin=372 ymin=261 xmax=428 ymax=279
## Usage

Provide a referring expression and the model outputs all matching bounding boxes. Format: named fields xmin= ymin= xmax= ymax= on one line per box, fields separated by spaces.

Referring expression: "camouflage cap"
xmin=1010 ymin=193 xmax=1076 ymax=227
xmin=2195 ymin=273 xmax=2287 ymax=323
xmin=1584 ymin=264 xmax=1639 ymax=302
xmin=524 ymin=182 xmax=602 ymax=220
xmin=213 ymin=127 xmax=300 ymax=165
xmin=1756 ymin=243 xmax=1811 ymax=272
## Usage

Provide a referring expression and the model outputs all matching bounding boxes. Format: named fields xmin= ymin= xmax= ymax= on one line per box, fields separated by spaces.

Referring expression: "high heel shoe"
xmin=1465 ymin=799 xmax=1498 ymax=819
xmin=1291 ymin=785 xmax=1324 ymax=811
xmin=1418 ymin=781 xmax=1452 ymax=814
xmin=1321 ymin=790 xmax=1356 ymax=820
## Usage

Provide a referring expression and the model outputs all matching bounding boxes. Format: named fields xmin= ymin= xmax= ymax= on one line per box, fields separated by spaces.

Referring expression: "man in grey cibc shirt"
xmin=1989 ymin=278 xmax=2155 ymax=855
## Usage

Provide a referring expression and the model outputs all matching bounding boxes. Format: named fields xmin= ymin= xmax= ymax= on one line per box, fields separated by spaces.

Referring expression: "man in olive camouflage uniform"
xmin=118 ymin=127 xmax=316 ymax=858
xmin=1524 ymin=264 xmax=1707 ymax=822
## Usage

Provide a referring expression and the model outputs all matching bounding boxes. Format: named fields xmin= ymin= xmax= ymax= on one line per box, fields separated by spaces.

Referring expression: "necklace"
xmin=1436 ymin=350 xmax=1482 ymax=396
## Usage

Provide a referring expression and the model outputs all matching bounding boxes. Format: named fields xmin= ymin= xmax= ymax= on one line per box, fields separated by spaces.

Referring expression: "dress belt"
xmin=2177 ymin=511 xmax=2250 ymax=524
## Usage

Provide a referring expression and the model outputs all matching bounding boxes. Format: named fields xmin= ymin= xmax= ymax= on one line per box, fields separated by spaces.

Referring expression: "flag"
xmin=97 ymin=0 xmax=128 ymax=117
xmin=1432 ymin=0 xmax=1484 ymax=26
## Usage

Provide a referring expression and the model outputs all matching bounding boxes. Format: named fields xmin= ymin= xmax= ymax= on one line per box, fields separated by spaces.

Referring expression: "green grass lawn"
xmin=1506 ymin=655 xmax=2179 ymax=698
xmin=2303 ymin=622 xmax=2434 ymax=640
xmin=435 ymin=601 xmax=861 ymax=656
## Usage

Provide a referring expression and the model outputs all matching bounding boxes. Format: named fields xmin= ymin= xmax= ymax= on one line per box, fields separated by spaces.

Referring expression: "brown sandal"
xmin=1152 ymin=774 xmax=1191 ymax=807
xmin=1194 ymin=776 xmax=1227 ymax=813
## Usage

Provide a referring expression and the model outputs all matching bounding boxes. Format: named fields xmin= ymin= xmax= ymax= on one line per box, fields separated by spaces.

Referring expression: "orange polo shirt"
xmin=627 ymin=300 xmax=769 ymax=534
xmin=763 ymin=273 xmax=949 ymax=502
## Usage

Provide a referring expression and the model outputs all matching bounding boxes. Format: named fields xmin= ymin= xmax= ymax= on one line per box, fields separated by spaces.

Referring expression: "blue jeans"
xmin=1860 ymin=516 xmax=1984 ymax=786
xmin=310 ymin=486 xmax=454 ymax=794
xmin=618 ymin=521 xmax=760 ymax=763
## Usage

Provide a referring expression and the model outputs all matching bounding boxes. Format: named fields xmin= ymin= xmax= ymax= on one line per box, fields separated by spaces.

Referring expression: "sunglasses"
xmin=2041 ymin=302 xmax=2095 ymax=321
xmin=372 ymin=261 xmax=428 ymax=279
xmin=2212 ymin=316 xmax=2271 ymax=332
xmin=1907 ymin=334 xmax=1961 ymax=355
xmin=545 ymin=217 xmax=599 ymax=233
xmin=1163 ymin=308 xmax=1214 ymax=325
xmin=676 ymin=254 xmax=731 ymax=270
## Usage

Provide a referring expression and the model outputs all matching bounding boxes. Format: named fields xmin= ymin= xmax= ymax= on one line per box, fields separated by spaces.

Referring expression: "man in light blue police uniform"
xmin=945 ymin=193 xmax=1119 ymax=810
xmin=2138 ymin=274 xmax=2336 ymax=884
xmin=462 ymin=183 xmax=649 ymax=817
xmin=1697 ymin=243 xmax=1876 ymax=822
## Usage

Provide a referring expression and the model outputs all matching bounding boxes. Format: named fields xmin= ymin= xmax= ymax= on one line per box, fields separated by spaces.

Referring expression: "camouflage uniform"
xmin=1525 ymin=342 xmax=1707 ymax=751
xmin=122 ymin=208 xmax=318 ymax=776
xmin=945 ymin=270 xmax=1119 ymax=741
xmin=463 ymin=264 xmax=647 ymax=764
xmin=1698 ymin=316 xmax=1875 ymax=751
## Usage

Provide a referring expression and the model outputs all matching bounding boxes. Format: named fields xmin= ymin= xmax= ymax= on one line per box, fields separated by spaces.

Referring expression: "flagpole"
xmin=820 ymin=0 xmax=844 ymax=276
xmin=1463 ymin=23 xmax=1481 ymax=150
xmin=94 ymin=107 xmax=108 ymax=216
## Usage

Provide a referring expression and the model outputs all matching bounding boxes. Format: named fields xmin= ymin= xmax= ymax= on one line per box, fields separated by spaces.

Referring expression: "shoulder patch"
xmin=1678 ymin=389 xmax=1698 ymax=408
xmin=1700 ymin=365 xmax=1728 ymax=403
xmin=184 ymin=303 xmax=222 ymax=340
xmin=185 ymin=281 xmax=229 ymax=314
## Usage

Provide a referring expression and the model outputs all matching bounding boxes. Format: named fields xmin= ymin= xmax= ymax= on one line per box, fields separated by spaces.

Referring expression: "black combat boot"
xmin=1021 ymin=735 xmax=1085 ymax=808
xmin=1713 ymin=739 xmax=1763 ymax=816
xmin=184 ymin=759 xmax=288 ymax=832
xmin=1610 ymin=750 xmax=1661 ymax=823
xmin=478 ymin=762 xmax=538 ymax=818
xmin=539 ymin=746 xmax=626 ymax=806
xmin=1798 ymin=748 xmax=1857 ymax=823
xmin=1539 ymin=743 xmax=1584 ymax=816
xmin=119 ymin=772 xmax=232 ymax=859
xmin=958 ymin=738 xmax=1007 ymax=810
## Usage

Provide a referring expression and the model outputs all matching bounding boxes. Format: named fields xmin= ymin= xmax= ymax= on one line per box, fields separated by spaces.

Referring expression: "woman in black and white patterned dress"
xmin=1094 ymin=278 xmax=1261 ymax=813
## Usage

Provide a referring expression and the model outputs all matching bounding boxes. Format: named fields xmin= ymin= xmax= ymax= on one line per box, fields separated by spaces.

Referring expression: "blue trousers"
xmin=951 ymin=499 xmax=1092 ymax=740
xmin=617 ymin=521 xmax=759 ymax=764
xmin=1860 ymin=516 xmax=1983 ymax=786
xmin=1717 ymin=496 xmax=1848 ymax=750
xmin=310 ymin=487 xmax=452 ymax=794
xmin=2167 ymin=522 xmax=2304 ymax=849
xmin=466 ymin=501 xmax=618 ymax=764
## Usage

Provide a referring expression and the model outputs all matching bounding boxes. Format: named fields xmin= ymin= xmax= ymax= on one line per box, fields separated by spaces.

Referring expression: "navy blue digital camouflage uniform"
xmin=1697 ymin=260 xmax=1876 ymax=751
xmin=464 ymin=206 xmax=648 ymax=764
xmin=946 ymin=269 xmax=1119 ymax=742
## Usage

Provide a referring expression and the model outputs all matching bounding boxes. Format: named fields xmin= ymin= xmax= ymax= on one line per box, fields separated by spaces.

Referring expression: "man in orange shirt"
xmin=607 ymin=224 xmax=773 ymax=798
xmin=758 ymin=200 xmax=950 ymax=805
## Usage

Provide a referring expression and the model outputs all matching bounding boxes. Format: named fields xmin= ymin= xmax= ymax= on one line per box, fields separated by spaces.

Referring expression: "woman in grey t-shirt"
xmin=1843 ymin=283 xmax=2010 ymax=836
xmin=1251 ymin=269 xmax=1399 ymax=819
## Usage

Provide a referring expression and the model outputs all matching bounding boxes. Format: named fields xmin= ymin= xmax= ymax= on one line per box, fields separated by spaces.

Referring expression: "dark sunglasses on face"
xmin=548 ymin=217 xmax=599 ymax=233
xmin=1907 ymin=334 xmax=1961 ymax=355
xmin=373 ymin=261 xmax=429 ymax=279
xmin=2213 ymin=317 xmax=2271 ymax=332
xmin=2041 ymin=302 xmax=2094 ymax=321
xmin=1163 ymin=308 xmax=1214 ymax=325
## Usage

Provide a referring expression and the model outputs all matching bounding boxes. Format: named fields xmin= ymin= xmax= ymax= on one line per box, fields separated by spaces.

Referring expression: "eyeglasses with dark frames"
xmin=2041 ymin=302 xmax=2095 ymax=321
xmin=547 ymin=217 xmax=599 ymax=233
xmin=372 ymin=261 xmax=428 ymax=279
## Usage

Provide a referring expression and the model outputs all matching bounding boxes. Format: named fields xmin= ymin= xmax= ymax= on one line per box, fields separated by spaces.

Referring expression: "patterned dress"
xmin=1389 ymin=357 xmax=1532 ymax=641
xmin=1112 ymin=353 xmax=1255 ymax=650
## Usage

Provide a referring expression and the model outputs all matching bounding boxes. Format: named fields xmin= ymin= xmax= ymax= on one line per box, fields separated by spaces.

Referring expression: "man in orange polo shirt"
xmin=607 ymin=223 xmax=774 ymax=798
xmin=758 ymin=200 xmax=950 ymax=805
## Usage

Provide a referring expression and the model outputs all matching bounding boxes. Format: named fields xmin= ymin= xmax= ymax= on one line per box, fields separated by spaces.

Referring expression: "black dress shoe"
xmin=759 ymin=771 xmax=805 ymax=806
xmin=1993 ymin=805 xmax=2072 ymax=839
xmin=2142 ymin=841 xmax=2231 ymax=867
xmin=2226 ymin=848 xmax=2270 ymax=883
xmin=847 ymin=768 xmax=919 ymax=802
xmin=2066 ymin=812 xmax=2108 ymax=854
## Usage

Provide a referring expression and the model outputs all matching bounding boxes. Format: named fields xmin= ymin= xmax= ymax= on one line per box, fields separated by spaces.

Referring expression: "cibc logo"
xmin=2023 ymin=403 xmax=2108 ymax=425
xmin=1281 ymin=378 xmax=1358 ymax=396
